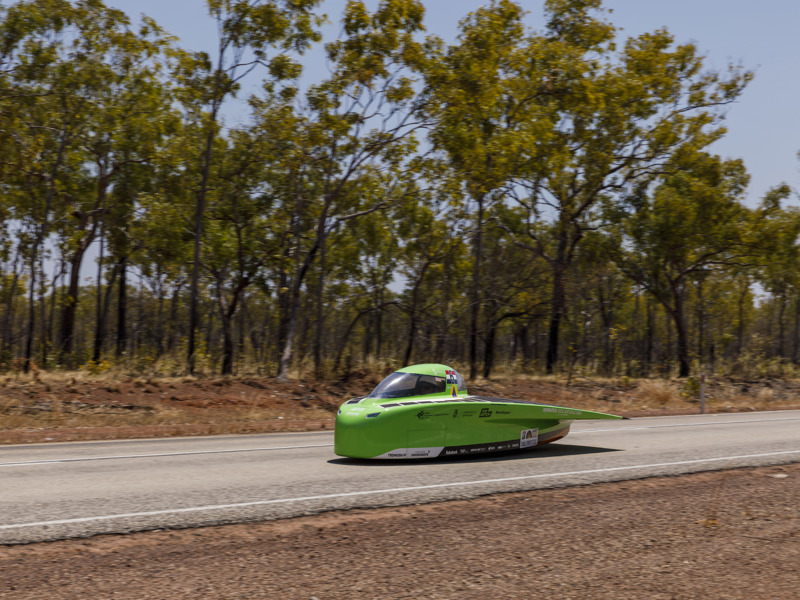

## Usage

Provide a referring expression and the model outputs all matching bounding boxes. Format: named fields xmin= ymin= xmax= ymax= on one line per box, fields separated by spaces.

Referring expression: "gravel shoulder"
xmin=2 ymin=462 xmax=798 ymax=599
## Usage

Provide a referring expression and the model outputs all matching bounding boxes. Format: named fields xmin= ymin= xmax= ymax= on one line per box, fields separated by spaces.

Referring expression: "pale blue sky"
xmin=105 ymin=0 xmax=800 ymax=205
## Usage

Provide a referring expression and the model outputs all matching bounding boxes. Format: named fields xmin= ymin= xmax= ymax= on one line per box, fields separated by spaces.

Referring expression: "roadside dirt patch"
xmin=1 ymin=462 xmax=798 ymax=599
xmin=1 ymin=372 xmax=799 ymax=444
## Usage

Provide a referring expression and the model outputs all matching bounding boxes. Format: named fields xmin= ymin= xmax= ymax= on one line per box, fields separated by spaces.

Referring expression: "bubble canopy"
xmin=367 ymin=364 xmax=467 ymax=399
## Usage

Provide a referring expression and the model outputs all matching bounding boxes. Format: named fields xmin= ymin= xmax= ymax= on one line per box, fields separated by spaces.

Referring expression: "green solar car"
xmin=334 ymin=363 xmax=623 ymax=459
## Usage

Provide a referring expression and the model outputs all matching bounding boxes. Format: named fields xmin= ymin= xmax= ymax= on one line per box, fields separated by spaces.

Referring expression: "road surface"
xmin=2 ymin=410 xmax=799 ymax=544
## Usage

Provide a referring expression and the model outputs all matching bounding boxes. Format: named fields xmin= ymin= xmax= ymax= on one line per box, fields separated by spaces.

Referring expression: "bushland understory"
xmin=2 ymin=369 xmax=799 ymax=445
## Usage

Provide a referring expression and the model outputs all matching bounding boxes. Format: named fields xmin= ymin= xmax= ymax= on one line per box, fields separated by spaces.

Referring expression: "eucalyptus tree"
xmin=478 ymin=221 xmax=548 ymax=378
xmin=176 ymin=0 xmax=323 ymax=374
xmin=422 ymin=0 xmax=537 ymax=379
xmin=0 ymin=0 xmax=179 ymax=367
xmin=750 ymin=186 xmax=800 ymax=363
xmin=0 ymin=203 xmax=20 ymax=362
xmin=131 ymin=168 xmax=194 ymax=361
xmin=0 ymin=2 xmax=52 ymax=364
xmin=394 ymin=179 xmax=468 ymax=366
xmin=53 ymin=6 xmax=176 ymax=366
xmin=268 ymin=0 xmax=429 ymax=381
xmin=568 ymin=230 xmax=631 ymax=375
xmin=0 ymin=0 xmax=94 ymax=369
xmin=611 ymin=153 xmax=755 ymax=377
xmin=497 ymin=0 xmax=752 ymax=374
xmin=202 ymin=124 xmax=286 ymax=375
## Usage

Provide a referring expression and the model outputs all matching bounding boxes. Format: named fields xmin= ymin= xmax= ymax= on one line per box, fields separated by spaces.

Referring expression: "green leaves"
xmin=0 ymin=0 xmax=796 ymax=377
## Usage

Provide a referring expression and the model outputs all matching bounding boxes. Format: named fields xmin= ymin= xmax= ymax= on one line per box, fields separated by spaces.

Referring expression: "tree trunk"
xmin=644 ymin=297 xmax=654 ymax=376
xmin=483 ymin=318 xmax=497 ymax=379
xmin=403 ymin=278 xmax=423 ymax=366
xmin=696 ymin=277 xmax=705 ymax=366
xmin=546 ymin=232 xmax=568 ymax=374
xmin=793 ymin=295 xmax=800 ymax=365
xmin=58 ymin=244 xmax=90 ymax=367
xmin=220 ymin=310 xmax=234 ymax=375
xmin=777 ymin=294 xmax=787 ymax=360
xmin=238 ymin=293 xmax=247 ymax=363
xmin=519 ymin=322 xmax=530 ymax=369
xmin=92 ymin=224 xmax=106 ymax=362
xmin=116 ymin=259 xmax=128 ymax=358
xmin=38 ymin=256 xmax=48 ymax=368
xmin=277 ymin=240 xmax=321 ymax=381
xmin=23 ymin=237 xmax=41 ymax=373
xmin=47 ymin=261 xmax=64 ymax=365
xmin=598 ymin=282 xmax=614 ymax=376
xmin=469 ymin=194 xmax=484 ymax=380
xmin=736 ymin=281 xmax=747 ymax=358
xmin=0 ymin=251 xmax=21 ymax=360
xmin=154 ymin=274 xmax=165 ymax=358
xmin=217 ymin=279 xmax=247 ymax=376
xmin=188 ymin=104 xmax=221 ymax=374
xmin=167 ymin=279 xmax=181 ymax=355
xmin=94 ymin=256 xmax=123 ymax=362
xmin=333 ymin=308 xmax=369 ymax=373
xmin=313 ymin=229 xmax=328 ymax=379
xmin=671 ymin=281 xmax=690 ymax=378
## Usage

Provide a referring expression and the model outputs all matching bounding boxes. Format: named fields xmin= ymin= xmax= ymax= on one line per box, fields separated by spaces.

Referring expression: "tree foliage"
xmin=1 ymin=0 xmax=798 ymax=382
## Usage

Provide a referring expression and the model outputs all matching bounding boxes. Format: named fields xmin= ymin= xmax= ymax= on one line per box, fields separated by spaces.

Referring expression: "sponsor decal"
xmin=452 ymin=409 xmax=458 ymax=418
xmin=377 ymin=447 xmax=444 ymax=459
xmin=409 ymin=449 xmax=434 ymax=458
xmin=520 ymin=428 xmax=539 ymax=448
xmin=441 ymin=439 xmax=520 ymax=456
xmin=494 ymin=410 xmax=511 ymax=415
xmin=346 ymin=407 xmax=365 ymax=414
xmin=479 ymin=408 xmax=492 ymax=418
xmin=461 ymin=411 xmax=475 ymax=417
xmin=543 ymin=407 xmax=582 ymax=415
xmin=415 ymin=409 xmax=451 ymax=419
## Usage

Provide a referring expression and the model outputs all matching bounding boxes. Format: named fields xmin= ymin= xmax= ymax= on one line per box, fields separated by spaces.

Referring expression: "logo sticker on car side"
xmin=520 ymin=428 xmax=539 ymax=448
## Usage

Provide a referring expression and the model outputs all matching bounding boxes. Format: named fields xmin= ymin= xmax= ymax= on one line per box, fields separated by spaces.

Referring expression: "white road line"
xmin=577 ymin=416 xmax=800 ymax=433
xmin=2 ymin=448 xmax=799 ymax=531
xmin=4 ymin=417 xmax=799 ymax=466
xmin=0 ymin=444 xmax=334 ymax=468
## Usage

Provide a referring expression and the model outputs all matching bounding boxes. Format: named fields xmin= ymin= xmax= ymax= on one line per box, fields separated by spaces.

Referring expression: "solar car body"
xmin=334 ymin=363 xmax=622 ymax=459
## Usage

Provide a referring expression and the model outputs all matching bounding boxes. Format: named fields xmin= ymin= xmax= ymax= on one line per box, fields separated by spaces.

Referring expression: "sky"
xmin=102 ymin=0 xmax=800 ymax=208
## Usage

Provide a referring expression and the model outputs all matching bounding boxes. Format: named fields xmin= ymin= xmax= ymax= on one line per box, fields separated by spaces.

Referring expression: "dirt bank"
xmin=2 ymin=372 xmax=799 ymax=444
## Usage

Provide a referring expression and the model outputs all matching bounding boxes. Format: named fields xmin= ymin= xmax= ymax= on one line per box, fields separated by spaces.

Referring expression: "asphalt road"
xmin=2 ymin=410 xmax=799 ymax=544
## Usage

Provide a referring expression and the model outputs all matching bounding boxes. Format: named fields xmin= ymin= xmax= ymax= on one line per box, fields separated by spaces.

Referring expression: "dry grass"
xmin=0 ymin=368 xmax=340 ymax=438
xmin=2 ymin=367 xmax=800 ymax=444
xmin=635 ymin=379 xmax=681 ymax=406
xmin=0 ymin=399 xmax=333 ymax=431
